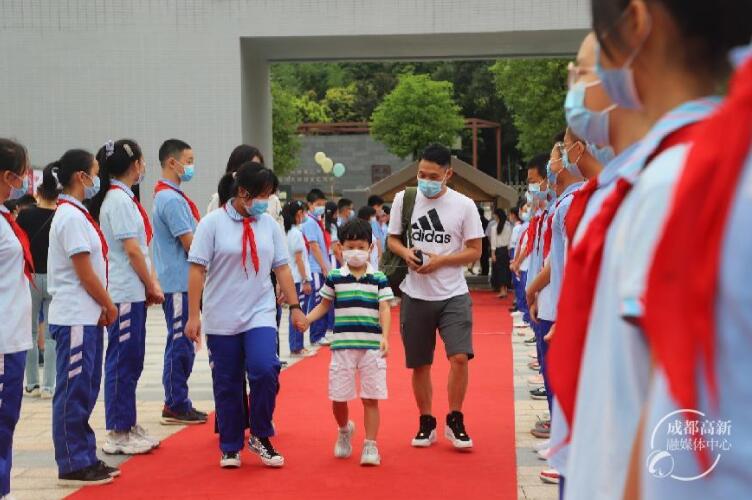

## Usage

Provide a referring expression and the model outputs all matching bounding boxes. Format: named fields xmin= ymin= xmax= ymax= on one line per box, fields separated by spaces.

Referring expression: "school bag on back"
xmin=379 ymin=187 xmax=417 ymax=297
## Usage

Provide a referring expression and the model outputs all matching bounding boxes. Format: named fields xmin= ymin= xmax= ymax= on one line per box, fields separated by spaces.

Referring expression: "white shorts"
xmin=329 ymin=349 xmax=387 ymax=402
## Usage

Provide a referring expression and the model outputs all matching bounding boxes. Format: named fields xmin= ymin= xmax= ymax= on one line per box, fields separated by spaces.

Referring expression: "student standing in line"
xmin=302 ymin=188 xmax=331 ymax=346
xmin=47 ymin=148 xmax=119 ymax=485
xmin=207 ymin=144 xmax=264 ymax=213
xmin=152 ymin=139 xmax=208 ymax=425
xmin=357 ymin=206 xmax=381 ymax=270
xmin=17 ymin=163 xmax=59 ymax=399
xmin=282 ymin=200 xmax=314 ymax=357
xmin=305 ymin=218 xmax=393 ymax=466
xmin=506 ymin=207 xmax=522 ymax=312
xmin=0 ymin=139 xmax=34 ymax=496
xmin=186 ymin=162 xmax=307 ymax=469
xmin=336 ymin=198 xmax=354 ymax=226
xmin=90 ymin=139 xmax=163 ymax=455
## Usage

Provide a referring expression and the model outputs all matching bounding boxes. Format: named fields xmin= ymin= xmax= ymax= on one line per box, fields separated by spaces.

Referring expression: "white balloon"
xmin=314 ymin=151 xmax=326 ymax=165
xmin=321 ymin=157 xmax=334 ymax=173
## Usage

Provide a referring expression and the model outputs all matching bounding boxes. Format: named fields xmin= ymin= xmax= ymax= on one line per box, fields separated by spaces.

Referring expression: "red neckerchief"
xmin=58 ymin=199 xmax=109 ymax=282
xmin=542 ymin=193 xmax=575 ymax=258
xmin=564 ymin=178 xmax=599 ymax=244
xmin=524 ymin=215 xmax=540 ymax=255
xmin=308 ymin=213 xmax=331 ymax=254
xmin=154 ymin=181 xmax=201 ymax=222
xmin=547 ymin=123 xmax=701 ymax=442
xmin=643 ymin=57 xmax=752 ymax=471
xmin=109 ymin=185 xmax=153 ymax=245
xmin=225 ymin=205 xmax=259 ymax=276
xmin=302 ymin=234 xmax=310 ymax=252
xmin=0 ymin=210 xmax=35 ymax=283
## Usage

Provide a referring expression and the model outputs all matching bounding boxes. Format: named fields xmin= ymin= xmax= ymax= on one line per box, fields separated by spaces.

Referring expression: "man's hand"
xmin=380 ymin=338 xmax=389 ymax=357
xmin=402 ymin=247 xmax=423 ymax=271
xmin=416 ymin=253 xmax=444 ymax=274
xmin=302 ymin=281 xmax=312 ymax=296
xmin=147 ymin=281 xmax=165 ymax=306
xmin=185 ymin=315 xmax=202 ymax=343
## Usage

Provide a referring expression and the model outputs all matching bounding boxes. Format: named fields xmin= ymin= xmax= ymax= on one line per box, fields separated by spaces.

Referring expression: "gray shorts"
xmin=399 ymin=293 xmax=474 ymax=369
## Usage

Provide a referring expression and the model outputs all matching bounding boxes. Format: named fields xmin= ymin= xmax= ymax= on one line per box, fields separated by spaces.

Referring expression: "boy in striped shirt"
xmin=306 ymin=218 xmax=393 ymax=466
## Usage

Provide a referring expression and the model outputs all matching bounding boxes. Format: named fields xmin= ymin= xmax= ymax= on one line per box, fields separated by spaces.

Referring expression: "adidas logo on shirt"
xmin=411 ymin=209 xmax=452 ymax=244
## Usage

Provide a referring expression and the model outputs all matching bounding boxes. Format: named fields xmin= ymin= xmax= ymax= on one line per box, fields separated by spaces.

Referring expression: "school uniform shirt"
xmin=48 ymin=195 xmax=107 ymax=326
xmin=99 ymin=180 xmax=150 ymax=304
xmin=564 ymin=145 xmax=692 ymax=499
xmin=388 ymin=187 xmax=485 ymax=301
xmin=371 ymin=218 xmax=386 ymax=251
xmin=509 ymin=222 xmax=523 ymax=255
xmin=517 ymin=222 xmax=531 ymax=272
xmin=188 ymin=200 xmax=288 ymax=335
xmin=547 ymin=182 xmax=584 ymax=318
xmin=369 ymin=235 xmax=379 ymax=270
xmin=329 ymin=222 xmax=339 ymax=258
xmin=302 ymin=213 xmax=328 ymax=275
xmin=152 ymin=179 xmax=197 ymax=294
xmin=0 ymin=205 xmax=32 ymax=353
xmin=286 ymin=226 xmax=311 ymax=284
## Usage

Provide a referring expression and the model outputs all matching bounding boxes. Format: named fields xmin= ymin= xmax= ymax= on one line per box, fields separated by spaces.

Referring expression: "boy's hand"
xmin=302 ymin=281 xmax=312 ymax=296
xmin=185 ymin=315 xmax=202 ymax=342
xmin=292 ymin=309 xmax=308 ymax=332
xmin=380 ymin=339 xmax=389 ymax=357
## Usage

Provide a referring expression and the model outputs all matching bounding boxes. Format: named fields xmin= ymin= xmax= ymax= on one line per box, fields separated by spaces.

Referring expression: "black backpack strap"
xmin=401 ymin=187 xmax=417 ymax=248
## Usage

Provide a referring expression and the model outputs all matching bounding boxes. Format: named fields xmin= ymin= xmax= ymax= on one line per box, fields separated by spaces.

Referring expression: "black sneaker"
xmin=97 ymin=460 xmax=120 ymax=478
xmin=249 ymin=436 xmax=285 ymax=467
xmin=58 ymin=462 xmax=114 ymax=486
xmin=220 ymin=451 xmax=241 ymax=468
xmin=411 ymin=415 xmax=437 ymax=447
xmin=160 ymin=405 xmax=208 ymax=425
xmin=445 ymin=411 xmax=473 ymax=449
xmin=192 ymin=407 xmax=209 ymax=419
xmin=524 ymin=336 xmax=537 ymax=344
xmin=530 ymin=387 xmax=548 ymax=400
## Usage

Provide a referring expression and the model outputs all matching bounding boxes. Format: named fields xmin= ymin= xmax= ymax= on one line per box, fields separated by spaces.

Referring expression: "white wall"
xmin=0 ymin=0 xmax=589 ymax=212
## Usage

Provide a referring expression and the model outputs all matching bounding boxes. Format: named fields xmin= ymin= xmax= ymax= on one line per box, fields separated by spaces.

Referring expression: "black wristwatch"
xmin=289 ymin=303 xmax=302 ymax=311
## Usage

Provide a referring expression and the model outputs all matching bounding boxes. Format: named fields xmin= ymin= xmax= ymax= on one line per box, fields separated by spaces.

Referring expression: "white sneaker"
xmin=537 ymin=448 xmax=550 ymax=460
xmin=511 ymin=311 xmax=522 ymax=320
xmin=334 ymin=421 xmax=354 ymax=458
xmin=533 ymin=439 xmax=551 ymax=452
xmin=40 ymin=388 xmax=53 ymax=400
xmin=220 ymin=451 xmax=241 ymax=468
xmin=102 ymin=430 xmax=152 ymax=455
xmin=317 ymin=337 xmax=332 ymax=346
xmin=360 ymin=440 xmax=381 ymax=466
xmin=131 ymin=424 xmax=160 ymax=449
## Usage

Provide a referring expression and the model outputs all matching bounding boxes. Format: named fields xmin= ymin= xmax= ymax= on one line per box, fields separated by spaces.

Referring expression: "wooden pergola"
xmin=297 ymin=118 xmax=502 ymax=178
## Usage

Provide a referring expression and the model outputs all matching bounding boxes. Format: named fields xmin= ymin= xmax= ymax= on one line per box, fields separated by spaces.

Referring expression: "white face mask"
xmin=343 ymin=249 xmax=370 ymax=268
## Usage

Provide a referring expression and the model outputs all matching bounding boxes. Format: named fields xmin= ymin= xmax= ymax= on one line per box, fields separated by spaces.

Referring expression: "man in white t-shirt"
xmin=387 ymin=143 xmax=484 ymax=450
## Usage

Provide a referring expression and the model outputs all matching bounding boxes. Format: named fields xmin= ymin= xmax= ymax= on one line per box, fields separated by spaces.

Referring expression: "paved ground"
xmin=12 ymin=296 xmax=557 ymax=500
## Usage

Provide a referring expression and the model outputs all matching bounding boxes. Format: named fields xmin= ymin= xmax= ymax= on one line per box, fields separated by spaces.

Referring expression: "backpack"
xmin=379 ymin=187 xmax=417 ymax=297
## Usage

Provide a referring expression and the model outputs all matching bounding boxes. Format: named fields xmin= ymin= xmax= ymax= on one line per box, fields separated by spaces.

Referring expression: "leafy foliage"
xmin=490 ymin=59 xmax=568 ymax=159
xmin=370 ymin=74 xmax=465 ymax=159
xmin=271 ymin=83 xmax=301 ymax=177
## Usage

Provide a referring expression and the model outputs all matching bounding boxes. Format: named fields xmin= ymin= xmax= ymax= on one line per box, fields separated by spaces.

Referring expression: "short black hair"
xmin=159 ymin=139 xmax=192 ymax=165
xmin=337 ymin=198 xmax=352 ymax=211
xmin=338 ymin=218 xmax=372 ymax=245
xmin=367 ymin=195 xmax=384 ymax=207
xmin=382 ymin=204 xmax=390 ymax=215
xmin=526 ymin=153 xmax=549 ymax=180
xmin=357 ymin=205 xmax=376 ymax=221
xmin=16 ymin=194 xmax=36 ymax=208
xmin=420 ymin=143 xmax=452 ymax=168
xmin=307 ymin=188 xmax=326 ymax=204
xmin=552 ymin=130 xmax=566 ymax=144
xmin=226 ymin=145 xmax=264 ymax=173
xmin=218 ymin=161 xmax=278 ymax=206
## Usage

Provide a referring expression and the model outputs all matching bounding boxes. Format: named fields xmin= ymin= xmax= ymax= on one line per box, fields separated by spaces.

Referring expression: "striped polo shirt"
xmin=319 ymin=263 xmax=394 ymax=350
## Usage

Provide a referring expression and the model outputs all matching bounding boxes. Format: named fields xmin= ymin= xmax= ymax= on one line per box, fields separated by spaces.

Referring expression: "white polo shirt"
xmin=0 ymin=205 xmax=33 ymax=354
xmin=99 ymin=179 xmax=150 ymax=304
xmin=188 ymin=200 xmax=289 ymax=335
xmin=286 ymin=226 xmax=311 ymax=284
xmin=48 ymin=195 xmax=107 ymax=326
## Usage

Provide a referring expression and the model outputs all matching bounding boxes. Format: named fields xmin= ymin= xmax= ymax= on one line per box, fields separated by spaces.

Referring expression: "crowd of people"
xmin=0 ymin=0 xmax=751 ymax=498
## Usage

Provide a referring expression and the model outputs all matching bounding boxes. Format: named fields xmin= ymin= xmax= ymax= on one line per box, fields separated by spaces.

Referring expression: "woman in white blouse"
xmin=488 ymin=208 xmax=513 ymax=298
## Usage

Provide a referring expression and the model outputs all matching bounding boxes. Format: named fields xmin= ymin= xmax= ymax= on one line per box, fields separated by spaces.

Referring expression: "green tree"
xmin=370 ymin=74 xmax=465 ymax=159
xmin=271 ymin=83 xmax=301 ymax=177
xmin=490 ymin=59 xmax=568 ymax=159
xmin=322 ymin=84 xmax=359 ymax=122
xmin=293 ymin=91 xmax=331 ymax=123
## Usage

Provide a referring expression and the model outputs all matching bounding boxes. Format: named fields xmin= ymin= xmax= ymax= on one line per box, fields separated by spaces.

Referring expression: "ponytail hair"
xmin=219 ymin=145 xmax=265 ymax=206
xmin=90 ymin=139 xmax=142 ymax=220
xmin=54 ymin=149 xmax=95 ymax=190
xmin=282 ymin=200 xmax=305 ymax=233
xmin=37 ymin=162 xmax=62 ymax=201
xmin=217 ymin=161 xmax=278 ymax=207
xmin=324 ymin=200 xmax=337 ymax=229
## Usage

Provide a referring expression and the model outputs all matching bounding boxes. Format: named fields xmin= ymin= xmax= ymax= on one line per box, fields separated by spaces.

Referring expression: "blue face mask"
xmin=312 ymin=205 xmax=325 ymax=217
xmin=525 ymin=191 xmax=533 ymax=204
xmin=9 ymin=174 xmax=29 ymax=200
xmin=520 ymin=211 xmax=531 ymax=223
xmin=180 ymin=164 xmax=195 ymax=183
xmin=595 ymin=41 xmax=645 ymax=110
xmin=84 ymin=174 xmax=101 ymax=200
xmin=529 ymin=182 xmax=548 ymax=200
xmin=565 ymin=82 xmax=615 ymax=146
xmin=246 ymin=198 xmax=269 ymax=217
xmin=561 ymin=144 xmax=585 ymax=178
xmin=587 ymin=143 xmax=616 ymax=166
xmin=546 ymin=161 xmax=557 ymax=186
xmin=417 ymin=177 xmax=444 ymax=198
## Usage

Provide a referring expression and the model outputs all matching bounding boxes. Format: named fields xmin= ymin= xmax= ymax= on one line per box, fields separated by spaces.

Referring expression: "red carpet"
xmin=70 ymin=292 xmax=516 ymax=499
